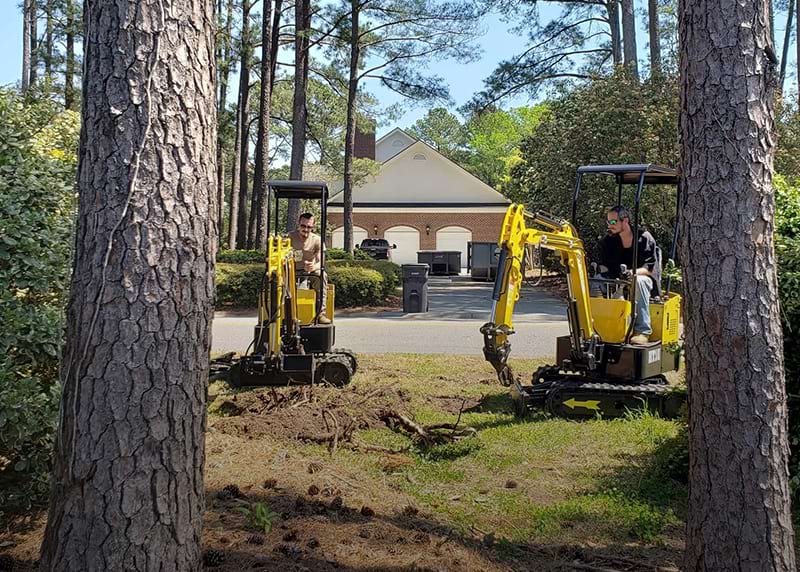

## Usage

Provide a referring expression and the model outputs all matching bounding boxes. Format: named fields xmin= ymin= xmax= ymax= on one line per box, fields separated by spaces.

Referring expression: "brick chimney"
xmin=354 ymin=122 xmax=376 ymax=160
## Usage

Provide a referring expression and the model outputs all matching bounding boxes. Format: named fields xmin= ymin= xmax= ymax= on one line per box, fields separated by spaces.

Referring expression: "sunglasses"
xmin=606 ymin=218 xmax=619 ymax=226
xmin=299 ymin=224 xmax=314 ymax=230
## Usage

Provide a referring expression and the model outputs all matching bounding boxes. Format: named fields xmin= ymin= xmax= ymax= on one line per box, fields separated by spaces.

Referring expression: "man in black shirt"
xmin=598 ymin=205 xmax=658 ymax=344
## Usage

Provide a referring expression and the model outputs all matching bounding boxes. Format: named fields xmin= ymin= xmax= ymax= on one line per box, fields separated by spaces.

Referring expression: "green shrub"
xmin=327 ymin=266 xmax=384 ymax=307
xmin=214 ymin=262 xmax=396 ymax=308
xmin=328 ymin=247 xmax=351 ymax=260
xmin=0 ymin=89 xmax=78 ymax=512
xmin=0 ymin=363 xmax=60 ymax=518
xmin=217 ymin=249 xmax=264 ymax=264
xmin=329 ymin=259 xmax=401 ymax=298
xmin=215 ymin=263 xmax=264 ymax=306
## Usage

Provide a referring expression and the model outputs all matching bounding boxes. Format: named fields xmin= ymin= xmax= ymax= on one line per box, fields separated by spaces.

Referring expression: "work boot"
xmin=630 ymin=333 xmax=650 ymax=345
xmin=317 ymin=313 xmax=331 ymax=325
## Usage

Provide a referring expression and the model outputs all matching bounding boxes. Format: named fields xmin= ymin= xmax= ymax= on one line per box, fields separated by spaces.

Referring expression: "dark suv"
xmin=358 ymin=238 xmax=394 ymax=260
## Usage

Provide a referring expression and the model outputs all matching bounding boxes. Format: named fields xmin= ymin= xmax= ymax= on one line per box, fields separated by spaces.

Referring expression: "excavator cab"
xmin=210 ymin=180 xmax=357 ymax=388
xmin=481 ymin=164 xmax=684 ymax=419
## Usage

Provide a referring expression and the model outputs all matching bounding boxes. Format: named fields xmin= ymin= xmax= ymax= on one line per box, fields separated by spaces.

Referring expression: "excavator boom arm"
xmin=482 ymin=205 xmax=595 ymax=385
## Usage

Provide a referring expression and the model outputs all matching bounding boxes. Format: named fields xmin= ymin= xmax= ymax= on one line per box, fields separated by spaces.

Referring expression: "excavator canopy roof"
xmin=576 ymin=164 xmax=679 ymax=185
xmin=267 ymin=180 xmax=329 ymax=199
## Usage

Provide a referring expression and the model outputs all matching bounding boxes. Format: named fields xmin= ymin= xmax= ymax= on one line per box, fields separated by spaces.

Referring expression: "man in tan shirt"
xmin=287 ymin=212 xmax=330 ymax=324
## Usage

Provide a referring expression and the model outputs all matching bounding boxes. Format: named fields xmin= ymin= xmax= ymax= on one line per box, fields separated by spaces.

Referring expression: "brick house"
xmin=327 ymin=128 xmax=510 ymax=267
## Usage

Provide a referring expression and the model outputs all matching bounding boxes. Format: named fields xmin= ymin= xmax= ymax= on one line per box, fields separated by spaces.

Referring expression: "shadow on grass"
xmin=465 ymin=393 xmax=516 ymax=416
xmin=197 ymin=483 xmax=683 ymax=572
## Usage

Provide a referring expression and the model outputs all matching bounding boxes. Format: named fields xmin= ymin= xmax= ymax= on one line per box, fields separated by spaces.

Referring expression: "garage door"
xmin=332 ymin=226 xmax=368 ymax=249
xmin=384 ymin=226 xmax=420 ymax=265
xmin=436 ymin=226 xmax=472 ymax=269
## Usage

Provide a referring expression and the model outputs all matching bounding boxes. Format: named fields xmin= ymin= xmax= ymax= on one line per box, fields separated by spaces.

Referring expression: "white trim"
xmin=376 ymin=127 xmax=416 ymax=146
xmin=328 ymin=206 xmax=510 ymax=214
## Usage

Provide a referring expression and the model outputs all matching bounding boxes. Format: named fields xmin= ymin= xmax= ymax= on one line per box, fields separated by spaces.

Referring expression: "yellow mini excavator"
xmin=210 ymin=181 xmax=357 ymax=387
xmin=481 ymin=164 xmax=684 ymax=418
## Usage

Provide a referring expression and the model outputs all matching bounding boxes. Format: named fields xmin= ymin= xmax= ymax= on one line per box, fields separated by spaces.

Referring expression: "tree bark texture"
xmin=22 ymin=0 xmax=32 ymax=92
xmin=779 ymin=0 xmax=794 ymax=91
xmin=235 ymin=1 xmax=252 ymax=249
xmin=29 ymin=0 xmax=38 ymax=88
xmin=252 ymin=0 xmax=273 ymax=251
xmin=607 ymin=0 xmax=622 ymax=66
xmin=343 ymin=0 xmax=359 ymax=254
xmin=647 ymin=0 xmax=661 ymax=74
xmin=621 ymin=0 xmax=639 ymax=78
xmin=39 ymin=0 xmax=217 ymax=569
xmin=288 ymin=0 xmax=311 ymax=232
xmin=679 ymin=0 xmax=796 ymax=568
xmin=44 ymin=0 xmax=53 ymax=79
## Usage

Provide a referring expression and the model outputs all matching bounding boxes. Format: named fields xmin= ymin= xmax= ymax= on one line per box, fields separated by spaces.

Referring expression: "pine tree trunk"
xmin=64 ymin=0 xmax=76 ymax=109
xmin=270 ymin=0 xmax=282 ymax=91
xmin=288 ymin=0 xmax=310 ymax=232
xmin=22 ymin=0 xmax=31 ymax=92
xmin=217 ymin=0 xmax=235 ymax=244
xmin=234 ymin=0 xmax=252 ymax=250
xmin=44 ymin=0 xmax=53 ymax=80
xmin=621 ymin=0 xmax=638 ymax=78
xmin=779 ymin=0 xmax=794 ymax=91
xmin=607 ymin=0 xmax=622 ymax=66
xmin=343 ymin=0 xmax=359 ymax=254
xmin=235 ymin=90 xmax=250 ymax=249
xmin=252 ymin=0 xmax=273 ymax=250
xmin=235 ymin=1 xmax=252 ymax=249
xmin=247 ymin=183 xmax=258 ymax=248
xmin=38 ymin=0 xmax=216 ymax=568
xmin=227 ymin=90 xmax=242 ymax=250
xmin=647 ymin=0 xmax=660 ymax=74
xmin=29 ymin=0 xmax=38 ymax=88
xmin=679 ymin=0 xmax=796 ymax=567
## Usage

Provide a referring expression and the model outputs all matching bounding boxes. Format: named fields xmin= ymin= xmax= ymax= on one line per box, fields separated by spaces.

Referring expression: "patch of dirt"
xmin=210 ymin=384 xmax=411 ymax=444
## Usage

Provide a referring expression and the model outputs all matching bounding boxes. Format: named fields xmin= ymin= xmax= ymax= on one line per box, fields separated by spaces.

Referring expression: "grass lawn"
xmin=1 ymin=353 xmax=688 ymax=572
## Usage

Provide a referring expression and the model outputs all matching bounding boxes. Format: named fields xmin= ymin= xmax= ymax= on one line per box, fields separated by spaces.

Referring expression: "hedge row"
xmin=215 ymin=261 xmax=401 ymax=308
xmin=328 ymin=259 xmax=401 ymax=299
xmin=217 ymin=249 xmax=264 ymax=264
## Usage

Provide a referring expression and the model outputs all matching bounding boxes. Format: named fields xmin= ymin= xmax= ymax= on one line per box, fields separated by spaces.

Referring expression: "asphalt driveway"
xmin=212 ymin=277 xmax=568 ymax=358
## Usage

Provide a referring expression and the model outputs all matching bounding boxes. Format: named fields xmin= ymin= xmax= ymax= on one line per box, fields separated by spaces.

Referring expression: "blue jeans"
xmin=634 ymin=275 xmax=653 ymax=335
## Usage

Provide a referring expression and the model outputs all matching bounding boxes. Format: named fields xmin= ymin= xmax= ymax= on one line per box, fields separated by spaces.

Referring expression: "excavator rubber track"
xmin=209 ymin=349 xmax=357 ymax=388
xmin=512 ymin=366 xmax=685 ymax=419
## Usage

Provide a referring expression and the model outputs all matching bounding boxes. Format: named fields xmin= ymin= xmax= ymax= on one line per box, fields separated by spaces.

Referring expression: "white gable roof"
xmin=375 ymin=128 xmax=416 ymax=163
xmin=329 ymin=139 xmax=510 ymax=206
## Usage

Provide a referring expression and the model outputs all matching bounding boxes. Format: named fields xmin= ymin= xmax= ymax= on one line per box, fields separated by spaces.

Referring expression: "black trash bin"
xmin=467 ymin=241 xmax=500 ymax=281
xmin=416 ymin=251 xmax=461 ymax=275
xmin=402 ymin=264 xmax=429 ymax=313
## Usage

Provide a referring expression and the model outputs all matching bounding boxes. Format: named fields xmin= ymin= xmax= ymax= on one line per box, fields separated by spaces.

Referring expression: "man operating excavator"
xmin=597 ymin=205 xmax=658 ymax=345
